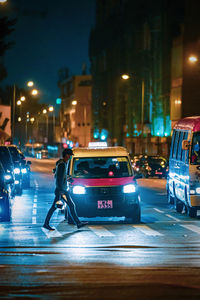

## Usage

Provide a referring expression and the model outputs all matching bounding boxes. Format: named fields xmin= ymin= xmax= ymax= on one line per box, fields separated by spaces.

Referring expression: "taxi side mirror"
xmin=182 ymin=140 xmax=190 ymax=150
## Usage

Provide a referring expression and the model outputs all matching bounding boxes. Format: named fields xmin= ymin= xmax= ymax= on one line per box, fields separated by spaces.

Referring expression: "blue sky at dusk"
xmin=3 ymin=0 xmax=95 ymax=106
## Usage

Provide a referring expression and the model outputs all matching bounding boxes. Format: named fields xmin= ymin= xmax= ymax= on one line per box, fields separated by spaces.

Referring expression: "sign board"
xmin=0 ymin=105 xmax=11 ymax=140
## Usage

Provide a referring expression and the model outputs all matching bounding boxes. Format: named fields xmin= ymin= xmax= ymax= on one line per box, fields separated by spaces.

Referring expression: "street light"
xmin=43 ymin=109 xmax=48 ymax=143
xmin=31 ymin=89 xmax=38 ymax=96
xmin=72 ymin=100 xmax=77 ymax=106
xmin=49 ymin=106 xmax=55 ymax=143
xmin=188 ymin=55 xmax=198 ymax=63
xmin=121 ymin=74 xmax=130 ymax=80
xmin=20 ymin=96 xmax=26 ymax=101
xmin=27 ymin=81 xmax=34 ymax=87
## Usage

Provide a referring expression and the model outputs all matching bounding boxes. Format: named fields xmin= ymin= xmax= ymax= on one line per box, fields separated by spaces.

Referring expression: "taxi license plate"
xmin=97 ymin=200 xmax=113 ymax=209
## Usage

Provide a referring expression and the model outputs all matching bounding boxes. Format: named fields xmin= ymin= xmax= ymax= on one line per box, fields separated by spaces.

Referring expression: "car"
xmin=20 ymin=156 xmax=31 ymax=188
xmin=66 ymin=146 xmax=141 ymax=224
xmin=7 ymin=145 xmax=23 ymax=195
xmin=145 ymin=156 xmax=168 ymax=178
xmin=0 ymin=146 xmax=15 ymax=197
xmin=14 ymin=148 xmax=31 ymax=189
xmin=0 ymin=161 xmax=12 ymax=222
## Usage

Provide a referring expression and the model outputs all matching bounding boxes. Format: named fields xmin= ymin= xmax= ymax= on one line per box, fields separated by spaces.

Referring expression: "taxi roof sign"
xmin=88 ymin=142 xmax=107 ymax=148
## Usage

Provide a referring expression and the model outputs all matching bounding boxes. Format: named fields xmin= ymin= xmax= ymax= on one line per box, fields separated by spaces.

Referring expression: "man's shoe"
xmin=43 ymin=224 xmax=55 ymax=231
xmin=77 ymin=221 xmax=88 ymax=229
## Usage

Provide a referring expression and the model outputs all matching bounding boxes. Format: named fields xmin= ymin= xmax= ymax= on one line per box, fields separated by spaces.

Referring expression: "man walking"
xmin=43 ymin=148 xmax=88 ymax=231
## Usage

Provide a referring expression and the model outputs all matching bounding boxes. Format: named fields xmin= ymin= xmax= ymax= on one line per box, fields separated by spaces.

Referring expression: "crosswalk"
xmin=40 ymin=219 xmax=200 ymax=239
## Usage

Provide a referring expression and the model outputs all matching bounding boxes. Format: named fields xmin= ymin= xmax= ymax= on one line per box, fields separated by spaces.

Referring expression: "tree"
xmin=0 ymin=16 xmax=16 ymax=81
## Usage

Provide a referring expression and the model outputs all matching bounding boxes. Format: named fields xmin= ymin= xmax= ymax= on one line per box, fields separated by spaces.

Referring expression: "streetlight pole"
xmin=12 ymin=84 xmax=16 ymax=143
xmin=141 ymin=79 xmax=145 ymax=153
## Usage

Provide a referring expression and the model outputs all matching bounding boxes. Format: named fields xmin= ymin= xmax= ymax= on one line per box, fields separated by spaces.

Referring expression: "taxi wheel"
xmin=126 ymin=206 xmax=141 ymax=224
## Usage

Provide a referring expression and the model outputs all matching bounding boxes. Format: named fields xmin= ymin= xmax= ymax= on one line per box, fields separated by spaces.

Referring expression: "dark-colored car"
xmin=7 ymin=145 xmax=23 ymax=195
xmin=19 ymin=151 xmax=31 ymax=188
xmin=0 ymin=146 xmax=15 ymax=197
xmin=0 ymin=161 xmax=12 ymax=222
xmin=140 ymin=156 xmax=169 ymax=178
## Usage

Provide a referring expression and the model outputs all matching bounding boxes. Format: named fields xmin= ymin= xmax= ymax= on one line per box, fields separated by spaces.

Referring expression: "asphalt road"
xmin=1 ymin=158 xmax=200 ymax=299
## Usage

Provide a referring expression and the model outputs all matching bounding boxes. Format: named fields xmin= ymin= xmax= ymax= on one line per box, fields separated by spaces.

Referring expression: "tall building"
xmin=59 ymin=74 xmax=92 ymax=147
xmin=89 ymin=0 xmax=183 ymax=155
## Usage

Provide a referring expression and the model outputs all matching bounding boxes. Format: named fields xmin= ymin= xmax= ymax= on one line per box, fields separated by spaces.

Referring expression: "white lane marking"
xmin=32 ymin=217 xmax=37 ymax=224
xmin=153 ymin=208 xmax=164 ymax=213
xmin=180 ymin=224 xmax=200 ymax=234
xmin=165 ymin=214 xmax=180 ymax=222
xmin=33 ymin=203 xmax=37 ymax=208
xmin=133 ymin=224 xmax=163 ymax=236
xmin=41 ymin=227 xmax=62 ymax=238
xmin=33 ymin=209 xmax=37 ymax=215
xmin=88 ymin=226 xmax=115 ymax=237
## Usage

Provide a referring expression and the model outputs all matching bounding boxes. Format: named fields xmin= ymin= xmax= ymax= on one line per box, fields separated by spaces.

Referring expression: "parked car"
xmin=0 ymin=146 xmax=15 ymax=197
xmin=20 ymin=154 xmax=31 ymax=188
xmin=0 ymin=161 xmax=12 ymax=222
xmin=7 ymin=145 xmax=23 ymax=195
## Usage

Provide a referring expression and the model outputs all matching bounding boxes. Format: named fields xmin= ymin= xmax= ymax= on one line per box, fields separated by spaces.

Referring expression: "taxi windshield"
xmin=191 ymin=131 xmax=200 ymax=165
xmin=72 ymin=156 xmax=132 ymax=178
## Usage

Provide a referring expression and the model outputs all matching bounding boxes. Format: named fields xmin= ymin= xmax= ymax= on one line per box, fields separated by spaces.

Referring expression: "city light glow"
xmin=17 ymin=100 xmax=21 ymax=106
xmin=72 ymin=100 xmax=77 ymax=105
xmin=20 ymin=96 xmax=26 ymax=101
xmin=121 ymin=74 xmax=130 ymax=80
xmin=189 ymin=55 xmax=198 ymax=63
xmin=43 ymin=109 xmax=47 ymax=114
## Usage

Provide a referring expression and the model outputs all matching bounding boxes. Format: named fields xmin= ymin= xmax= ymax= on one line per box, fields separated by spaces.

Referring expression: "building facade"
xmin=89 ymin=0 xmax=187 ymax=156
xmin=59 ymin=75 xmax=92 ymax=147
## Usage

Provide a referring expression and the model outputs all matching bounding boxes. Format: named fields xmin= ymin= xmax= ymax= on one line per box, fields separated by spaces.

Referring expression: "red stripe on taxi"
xmin=72 ymin=177 xmax=135 ymax=187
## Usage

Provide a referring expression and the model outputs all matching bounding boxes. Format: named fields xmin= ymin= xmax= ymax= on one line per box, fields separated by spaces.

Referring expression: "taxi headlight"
xmin=14 ymin=168 xmax=20 ymax=174
xmin=123 ymin=184 xmax=136 ymax=193
xmin=21 ymin=168 xmax=27 ymax=174
xmin=72 ymin=185 xmax=86 ymax=194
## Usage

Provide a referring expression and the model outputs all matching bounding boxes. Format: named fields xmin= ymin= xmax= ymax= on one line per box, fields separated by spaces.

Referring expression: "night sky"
xmin=3 ymin=0 xmax=95 ymax=106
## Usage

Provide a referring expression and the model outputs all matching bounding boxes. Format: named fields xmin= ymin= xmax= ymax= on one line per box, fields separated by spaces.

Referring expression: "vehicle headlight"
xmin=14 ymin=180 xmax=20 ymax=185
xmin=14 ymin=168 xmax=20 ymax=174
xmin=196 ymin=187 xmax=200 ymax=194
xmin=4 ymin=174 xmax=11 ymax=181
xmin=72 ymin=185 xmax=86 ymax=194
xmin=123 ymin=184 xmax=136 ymax=193
xmin=21 ymin=168 xmax=27 ymax=174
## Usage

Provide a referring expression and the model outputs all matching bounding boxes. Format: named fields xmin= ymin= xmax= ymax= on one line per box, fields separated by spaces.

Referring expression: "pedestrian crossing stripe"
xmin=180 ymin=224 xmax=200 ymax=234
xmin=133 ymin=224 xmax=163 ymax=236
xmin=88 ymin=226 xmax=115 ymax=237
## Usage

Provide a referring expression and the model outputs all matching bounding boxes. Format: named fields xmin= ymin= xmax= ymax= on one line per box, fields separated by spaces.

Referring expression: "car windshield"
xmin=191 ymin=131 xmax=200 ymax=165
xmin=8 ymin=147 xmax=20 ymax=162
xmin=72 ymin=156 xmax=132 ymax=178
xmin=0 ymin=147 xmax=13 ymax=169
xmin=148 ymin=157 xmax=166 ymax=165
